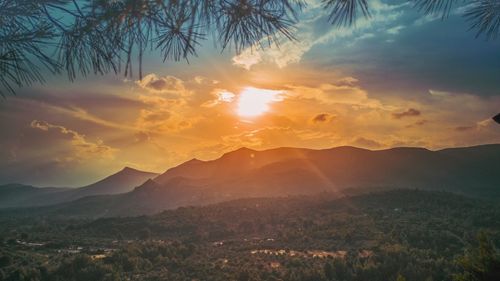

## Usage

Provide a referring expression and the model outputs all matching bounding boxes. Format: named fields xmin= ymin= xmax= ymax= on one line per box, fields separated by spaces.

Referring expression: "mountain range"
xmin=0 ymin=167 xmax=158 ymax=208
xmin=1 ymin=144 xmax=499 ymax=218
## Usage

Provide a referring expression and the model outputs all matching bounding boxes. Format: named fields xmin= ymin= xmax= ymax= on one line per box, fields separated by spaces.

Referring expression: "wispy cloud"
xmin=30 ymin=120 xmax=117 ymax=162
xmin=45 ymin=104 xmax=134 ymax=131
xmin=232 ymin=0 xmax=408 ymax=69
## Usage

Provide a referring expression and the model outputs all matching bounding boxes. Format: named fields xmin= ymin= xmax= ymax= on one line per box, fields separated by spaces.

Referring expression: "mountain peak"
xmin=221 ymin=147 xmax=257 ymax=158
xmin=118 ymin=166 xmax=159 ymax=176
xmin=235 ymin=147 xmax=256 ymax=153
xmin=120 ymin=166 xmax=140 ymax=173
xmin=73 ymin=167 xmax=159 ymax=197
xmin=382 ymin=147 xmax=431 ymax=153
xmin=328 ymin=146 xmax=371 ymax=152
xmin=185 ymin=158 xmax=204 ymax=164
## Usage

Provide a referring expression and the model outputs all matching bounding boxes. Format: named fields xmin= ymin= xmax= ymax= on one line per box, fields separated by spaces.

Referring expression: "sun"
xmin=237 ymin=87 xmax=284 ymax=118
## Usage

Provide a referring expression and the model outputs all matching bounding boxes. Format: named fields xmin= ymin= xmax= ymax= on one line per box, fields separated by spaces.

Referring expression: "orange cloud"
xmin=311 ymin=113 xmax=335 ymax=124
xmin=30 ymin=120 xmax=117 ymax=161
xmin=136 ymin=74 xmax=191 ymax=96
xmin=392 ymin=108 xmax=421 ymax=119
xmin=201 ymin=89 xmax=236 ymax=108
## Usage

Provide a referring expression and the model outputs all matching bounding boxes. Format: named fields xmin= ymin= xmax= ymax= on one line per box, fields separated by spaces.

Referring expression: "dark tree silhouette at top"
xmin=493 ymin=113 xmax=500 ymax=124
xmin=0 ymin=0 xmax=499 ymax=97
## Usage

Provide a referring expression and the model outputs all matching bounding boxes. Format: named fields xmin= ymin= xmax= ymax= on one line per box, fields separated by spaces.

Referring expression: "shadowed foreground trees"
xmin=0 ymin=190 xmax=499 ymax=281
xmin=453 ymin=232 xmax=500 ymax=281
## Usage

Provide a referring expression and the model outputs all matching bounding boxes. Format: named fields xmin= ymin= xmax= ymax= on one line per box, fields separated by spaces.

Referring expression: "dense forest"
xmin=1 ymin=190 xmax=499 ymax=281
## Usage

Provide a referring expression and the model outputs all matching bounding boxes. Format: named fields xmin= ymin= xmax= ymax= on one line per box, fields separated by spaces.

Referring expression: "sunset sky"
xmin=0 ymin=0 xmax=499 ymax=187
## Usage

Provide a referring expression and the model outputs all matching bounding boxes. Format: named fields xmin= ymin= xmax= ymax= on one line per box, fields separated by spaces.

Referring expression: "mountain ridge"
xmin=0 ymin=167 xmax=158 ymax=208
xmin=13 ymin=143 xmax=497 ymax=218
xmin=2 ymin=144 xmax=499 ymax=216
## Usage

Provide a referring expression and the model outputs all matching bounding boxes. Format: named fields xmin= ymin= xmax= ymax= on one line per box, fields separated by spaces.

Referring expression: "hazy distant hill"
xmin=0 ymin=167 xmax=158 ymax=208
xmin=71 ymin=167 xmax=159 ymax=197
xmin=14 ymin=144 xmax=500 ymax=218
xmin=0 ymin=184 xmax=69 ymax=209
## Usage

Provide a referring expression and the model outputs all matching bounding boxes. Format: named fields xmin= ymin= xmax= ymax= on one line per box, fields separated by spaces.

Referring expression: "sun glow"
xmin=237 ymin=87 xmax=284 ymax=117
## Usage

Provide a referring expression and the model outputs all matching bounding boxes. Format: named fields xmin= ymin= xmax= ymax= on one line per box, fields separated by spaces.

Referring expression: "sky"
xmin=0 ymin=0 xmax=499 ymax=187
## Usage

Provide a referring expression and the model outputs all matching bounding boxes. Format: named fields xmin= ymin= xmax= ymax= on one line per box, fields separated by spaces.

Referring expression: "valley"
xmin=0 ymin=190 xmax=499 ymax=280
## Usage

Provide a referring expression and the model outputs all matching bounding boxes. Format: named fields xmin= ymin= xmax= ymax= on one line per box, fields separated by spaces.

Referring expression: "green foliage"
xmin=138 ymin=228 xmax=151 ymax=240
xmin=0 ymin=190 xmax=499 ymax=281
xmin=397 ymin=273 xmax=407 ymax=281
xmin=50 ymin=255 xmax=117 ymax=281
xmin=453 ymin=232 xmax=500 ymax=281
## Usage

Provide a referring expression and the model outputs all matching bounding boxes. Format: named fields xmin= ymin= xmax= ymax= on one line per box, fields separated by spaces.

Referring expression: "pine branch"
xmin=0 ymin=0 xmax=498 ymax=97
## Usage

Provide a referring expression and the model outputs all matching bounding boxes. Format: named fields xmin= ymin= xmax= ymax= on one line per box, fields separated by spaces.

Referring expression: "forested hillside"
xmin=1 ymin=190 xmax=499 ymax=281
